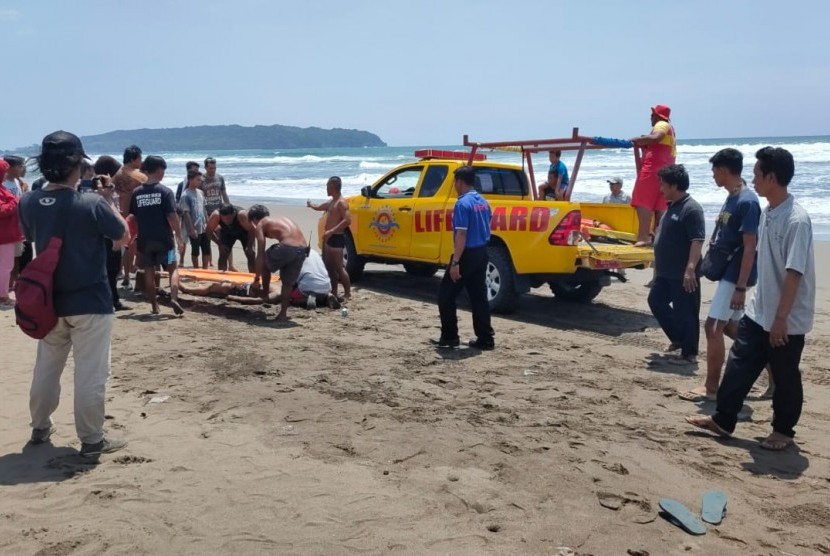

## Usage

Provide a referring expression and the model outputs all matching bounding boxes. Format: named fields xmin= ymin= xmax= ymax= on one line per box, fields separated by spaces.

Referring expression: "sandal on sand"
xmin=678 ymin=390 xmax=716 ymax=403
xmin=658 ymin=498 xmax=706 ymax=535
xmin=685 ymin=415 xmax=732 ymax=438
xmin=700 ymin=490 xmax=727 ymax=525
xmin=759 ymin=434 xmax=793 ymax=451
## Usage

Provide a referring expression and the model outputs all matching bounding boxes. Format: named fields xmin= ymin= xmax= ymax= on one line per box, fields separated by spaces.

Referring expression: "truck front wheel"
xmin=486 ymin=246 xmax=519 ymax=314
xmin=343 ymin=232 xmax=366 ymax=282
xmin=549 ymin=279 xmax=603 ymax=303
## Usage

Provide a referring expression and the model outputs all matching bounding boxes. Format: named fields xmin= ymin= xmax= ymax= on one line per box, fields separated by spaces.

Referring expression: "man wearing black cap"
xmin=19 ymin=131 xmax=131 ymax=459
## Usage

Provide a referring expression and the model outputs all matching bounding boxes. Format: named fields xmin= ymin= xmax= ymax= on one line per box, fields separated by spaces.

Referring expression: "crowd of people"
xmin=0 ymin=120 xmax=817 ymax=462
xmin=2 ymin=131 xmax=354 ymax=458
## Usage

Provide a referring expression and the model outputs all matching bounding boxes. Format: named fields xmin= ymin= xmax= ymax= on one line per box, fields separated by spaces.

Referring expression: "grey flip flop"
xmin=701 ymin=490 xmax=727 ymax=525
xmin=658 ymin=498 xmax=706 ymax=535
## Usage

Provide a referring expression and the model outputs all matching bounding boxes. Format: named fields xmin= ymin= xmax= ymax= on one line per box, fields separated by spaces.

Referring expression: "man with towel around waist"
xmin=249 ymin=204 xmax=309 ymax=322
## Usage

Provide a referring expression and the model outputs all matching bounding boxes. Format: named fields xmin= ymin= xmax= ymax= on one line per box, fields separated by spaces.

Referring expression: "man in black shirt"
xmin=647 ymin=164 xmax=705 ymax=363
xmin=129 ymin=155 xmax=185 ymax=316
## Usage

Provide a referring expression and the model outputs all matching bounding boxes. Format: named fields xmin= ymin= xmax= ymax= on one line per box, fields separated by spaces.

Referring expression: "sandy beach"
xmin=1 ymin=203 xmax=829 ymax=555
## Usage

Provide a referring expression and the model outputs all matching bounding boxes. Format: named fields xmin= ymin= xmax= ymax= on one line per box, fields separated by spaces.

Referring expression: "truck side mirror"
xmin=361 ymin=186 xmax=371 ymax=198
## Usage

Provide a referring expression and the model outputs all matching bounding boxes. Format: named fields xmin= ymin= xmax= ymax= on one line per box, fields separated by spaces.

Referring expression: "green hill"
xmin=12 ymin=124 xmax=386 ymax=153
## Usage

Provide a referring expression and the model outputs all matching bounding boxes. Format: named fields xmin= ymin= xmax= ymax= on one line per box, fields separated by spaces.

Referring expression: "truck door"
xmin=410 ymin=164 xmax=451 ymax=261
xmin=357 ymin=165 xmax=423 ymax=258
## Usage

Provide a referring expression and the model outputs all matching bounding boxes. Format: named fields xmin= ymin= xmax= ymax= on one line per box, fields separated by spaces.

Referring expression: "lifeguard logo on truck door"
xmin=369 ymin=206 xmax=399 ymax=241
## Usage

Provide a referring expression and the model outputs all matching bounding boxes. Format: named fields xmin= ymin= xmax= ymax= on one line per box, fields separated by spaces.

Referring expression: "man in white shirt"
xmin=687 ymin=147 xmax=815 ymax=451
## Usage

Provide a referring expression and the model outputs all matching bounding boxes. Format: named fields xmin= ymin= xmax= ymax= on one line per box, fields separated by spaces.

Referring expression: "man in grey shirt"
xmin=602 ymin=177 xmax=632 ymax=204
xmin=687 ymin=147 xmax=815 ymax=451
xmin=200 ymin=156 xmax=229 ymax=218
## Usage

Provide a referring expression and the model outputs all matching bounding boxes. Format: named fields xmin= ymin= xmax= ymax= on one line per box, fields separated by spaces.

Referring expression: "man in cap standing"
xmin=631 ymin=104 xmax=677 ymax=246
xmin=19 ymin=131 xmax=131 ymax=459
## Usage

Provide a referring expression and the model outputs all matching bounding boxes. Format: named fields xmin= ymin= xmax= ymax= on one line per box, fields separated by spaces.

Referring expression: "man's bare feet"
xmin=150 ymin=304 xmax=160 ymax=315
xmin=685 ymin=415 xmax=732 ymax=438
xmin=664 ymin=342 xmax=681 ymax=352
xmin=678 ymin=387 xmax=716 ymax=402
xmin=633 ymin=241 xmax=652 ymax=248
xmin=760 ymin=431 xmax=793 ymax=451
xmin=171 ymin=300 xmax=184 ymax=316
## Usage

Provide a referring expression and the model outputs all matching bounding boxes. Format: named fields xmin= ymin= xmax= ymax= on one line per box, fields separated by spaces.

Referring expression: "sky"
xmin=1 ymin=0 xmax=829 ymax=150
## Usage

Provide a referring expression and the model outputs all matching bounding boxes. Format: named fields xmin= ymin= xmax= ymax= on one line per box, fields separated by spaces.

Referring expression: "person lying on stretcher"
xmin=177 ymin=250 xmax=341 ymax=309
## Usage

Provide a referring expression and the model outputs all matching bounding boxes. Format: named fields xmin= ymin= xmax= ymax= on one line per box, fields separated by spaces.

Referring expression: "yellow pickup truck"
xmin=329 ymin=131 xmax=653 ymax=313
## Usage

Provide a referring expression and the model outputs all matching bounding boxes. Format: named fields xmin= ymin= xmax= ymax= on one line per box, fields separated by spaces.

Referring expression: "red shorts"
xmin=631 ymin=170 xmax=667 ymax=212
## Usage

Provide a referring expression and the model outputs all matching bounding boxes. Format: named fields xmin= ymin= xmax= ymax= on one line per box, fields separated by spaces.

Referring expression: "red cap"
xmin=651 ymin=104 xmax=671 ymax=121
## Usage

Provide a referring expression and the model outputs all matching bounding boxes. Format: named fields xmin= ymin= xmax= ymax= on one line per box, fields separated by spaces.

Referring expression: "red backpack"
xmin=15 ymin=196 xmax=69 ymax=339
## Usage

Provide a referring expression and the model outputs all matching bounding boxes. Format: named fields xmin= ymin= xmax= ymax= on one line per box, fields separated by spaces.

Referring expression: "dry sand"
xmin=1 ymin=203 xmax=829 ymax=555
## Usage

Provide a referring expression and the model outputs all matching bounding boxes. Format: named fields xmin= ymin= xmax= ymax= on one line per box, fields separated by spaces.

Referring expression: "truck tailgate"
xmin=576 ymin=243 xmax=653 ymax=270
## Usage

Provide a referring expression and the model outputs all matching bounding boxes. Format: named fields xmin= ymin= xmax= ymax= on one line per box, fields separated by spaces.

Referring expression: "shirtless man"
xmin=206 ymin=204 xmax=256 ymax=272
xmin=249 ymin=204 xmax=309 ymax=321
xmin=112 ymin=145 xmax=144 ymax=287
xmin=307 ymin=176 xmax=351 ymax=299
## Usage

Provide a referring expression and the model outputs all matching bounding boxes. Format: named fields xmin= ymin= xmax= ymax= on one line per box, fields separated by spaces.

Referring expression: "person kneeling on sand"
xmin=249 ymin=204 xmax=309 ymax=321
xmin=178 ymin=250 xmax=338 ymax=309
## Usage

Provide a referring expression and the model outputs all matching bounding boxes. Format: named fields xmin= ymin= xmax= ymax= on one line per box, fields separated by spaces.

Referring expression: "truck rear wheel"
xmin=343 ymin=232 xmax=365 ymax=282
xmin=403 ymin=263 xmax=439 ymax=277
xmin=487 ymin=246 xmax=519 ymax=314
xmin=549 ymin=279 xmax=603 ymax=303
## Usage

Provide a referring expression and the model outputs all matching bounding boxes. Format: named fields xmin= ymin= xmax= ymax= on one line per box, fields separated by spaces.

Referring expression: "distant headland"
xmin=10 ymin=124 xmax=386 ymax=153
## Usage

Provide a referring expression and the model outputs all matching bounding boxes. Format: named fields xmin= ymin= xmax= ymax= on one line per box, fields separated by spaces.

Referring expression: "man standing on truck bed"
xmin=432 ymin=166 xmax=494 ymax=350
xmin=631 ymin=104 xmax=676 ymax=247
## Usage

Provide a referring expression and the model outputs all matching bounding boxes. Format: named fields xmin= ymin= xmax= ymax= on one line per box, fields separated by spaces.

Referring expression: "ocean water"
xmin=93 ymin=135 xmax=830 ymax=238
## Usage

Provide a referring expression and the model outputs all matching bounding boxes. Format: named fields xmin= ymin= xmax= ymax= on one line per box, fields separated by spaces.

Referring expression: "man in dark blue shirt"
xmin=648 ymin=164 xmax=705 ymax=363
xmin=129 ymin=155 xmax=185 ymax=316
xmin=679 ymin=148 xmax=766 ymax=402
xmin=433 ymin=165 xmax=494 ymax=350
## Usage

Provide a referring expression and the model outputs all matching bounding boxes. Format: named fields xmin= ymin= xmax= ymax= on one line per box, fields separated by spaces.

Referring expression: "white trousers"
xmin=29 ymin=313 xmax=114 ymax=444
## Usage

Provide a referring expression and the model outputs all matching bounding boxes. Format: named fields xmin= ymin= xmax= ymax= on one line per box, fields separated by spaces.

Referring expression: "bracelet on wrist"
xmin=735 ymin=287 xmax=747 ymax=292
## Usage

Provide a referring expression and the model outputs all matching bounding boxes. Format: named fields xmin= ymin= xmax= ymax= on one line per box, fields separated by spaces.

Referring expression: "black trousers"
xmin=19 ymin=240 xmax=32 ymax=271
xmin=647 ymin=276 xmax=701 ymax=357
xmin=438 ymin=246 xmax=493 ymax=343
xmin=713 ymin=316 xmax=805 ymax=437
xmin=106 ymin=240 xmax=122 ymax=306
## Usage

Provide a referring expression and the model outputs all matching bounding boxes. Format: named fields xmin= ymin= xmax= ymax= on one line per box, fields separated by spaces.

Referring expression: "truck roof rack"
xmin=414 ymin=149 xmax=487 ymax=161
xmin=462 ymin=128 xmax=644 ymax=201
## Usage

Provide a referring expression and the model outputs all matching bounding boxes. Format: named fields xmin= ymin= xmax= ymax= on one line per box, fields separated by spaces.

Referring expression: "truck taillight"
xmin=548 ymin=210 xmax=582 ymax=246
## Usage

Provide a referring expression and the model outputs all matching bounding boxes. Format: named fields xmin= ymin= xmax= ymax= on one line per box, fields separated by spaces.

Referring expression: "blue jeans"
xmin=647 ymin=276 xmax=701 ymax=357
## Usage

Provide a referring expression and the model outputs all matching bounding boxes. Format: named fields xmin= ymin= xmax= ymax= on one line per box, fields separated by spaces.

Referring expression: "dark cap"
xmin=41 ymin=130 xmax=90 ymax=160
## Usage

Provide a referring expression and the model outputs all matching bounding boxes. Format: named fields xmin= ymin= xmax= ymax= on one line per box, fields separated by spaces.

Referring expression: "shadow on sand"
xmin=684 ymin=430 xmax=809 ymax=480
xmin=0 ymin=441 xmax=97 ymax=486
xmin=356 ymin=269 xmax=656 ymax=338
